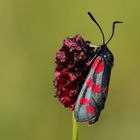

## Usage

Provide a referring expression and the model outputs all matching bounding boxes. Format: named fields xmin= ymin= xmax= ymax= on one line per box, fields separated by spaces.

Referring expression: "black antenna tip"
xmin=87 ymin=12 xmax=91 ymax=14
xmin=105 ymin=20 xmax=123 ymax=45
xmin=87 ymin=12 xmax=93 ymax=19
xmin=87 ymin=12 xmax=91 ymax=15
xmin=114 ymin=21 xmax=123 ymax=24
xmin=87 ymin=11 xmax=105 ymax=44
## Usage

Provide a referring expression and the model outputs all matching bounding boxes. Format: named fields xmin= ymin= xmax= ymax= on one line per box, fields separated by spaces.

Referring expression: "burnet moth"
xmin=74 ymin=12 xmax=123 ymax=124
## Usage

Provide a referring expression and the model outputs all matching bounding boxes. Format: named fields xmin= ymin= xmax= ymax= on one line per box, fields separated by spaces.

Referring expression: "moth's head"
xmin=97 ymin=44 xmax=114 ymax=66
xmin=88 ymin=12 xmax=122 ymax=66
xmin=88 ymin=12 xmax=123 ymax=48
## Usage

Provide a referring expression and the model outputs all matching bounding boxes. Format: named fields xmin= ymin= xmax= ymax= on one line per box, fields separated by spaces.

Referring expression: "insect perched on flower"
xmin=54 ymin=12 xmax=122 ymax=125
xmin=74 ymin=12 xmax=122 ymax=124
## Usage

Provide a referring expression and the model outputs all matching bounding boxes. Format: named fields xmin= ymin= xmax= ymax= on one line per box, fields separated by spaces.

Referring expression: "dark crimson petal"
xmin=64 ymin=39 xmax=77 ymax=47
xmin=54 ymin=34 xmax=95 ymax=110
xmin=56 ymin=51 xmax=66 ymax=63
xmin=54 ymin=71 xmax=60 ymax=78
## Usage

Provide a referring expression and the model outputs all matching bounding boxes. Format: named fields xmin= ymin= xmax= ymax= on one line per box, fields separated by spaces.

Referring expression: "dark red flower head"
xmin=54 ymin=34 xmax=95 ymax=110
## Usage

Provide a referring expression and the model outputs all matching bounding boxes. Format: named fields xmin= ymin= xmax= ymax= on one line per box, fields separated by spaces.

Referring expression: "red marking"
xmin=95 ymin=61 xmax=104 ymax=74
xmin=80 ymin=98 xmax=90 ymax=105
xmin=86 ymin=61 xmax=90 ymax=66
xmin=91 ymin=57 xmax=100 ymax=70
xmin=86 ymin=78 xmax=92 ymax=88
xmin=103 ymin=86 xmax=108 ymax=93
xmin=103 ymin=86 xmax=109 ymax=96
xmin=54 ymin=71 xmax=60 ymax=78
xmin=86 ymin=106 xmax=95 ymax=115
xmin=92 ymin=84 xmax=101 ymax=94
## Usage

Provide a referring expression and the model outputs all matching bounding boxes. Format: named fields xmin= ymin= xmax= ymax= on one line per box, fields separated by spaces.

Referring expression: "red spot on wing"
xmin=92 ymin=84 xmax=101 ymax=94
xmin=80 ymin=98 xmax=90 ymax=105
xmin=86 ymin=78 xmax=92 ymax=88
xmin=95 ymin=61 xmax=104 ymax=74
xmin=91 ymin=57 xmax=100 ymax=70
xmin=91 ymin=57 xmax=104 ymax=74
xmin=86 ymin=105 xmax=95 ymax=115
xmin=103 ymin=86 xmax=108 ymax=93
xmin=103 ymin=86 xmax=109 ymax=96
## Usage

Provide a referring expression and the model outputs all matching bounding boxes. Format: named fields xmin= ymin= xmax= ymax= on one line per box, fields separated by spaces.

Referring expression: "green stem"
xmin=72 ymin=112 xmax=79 ymax=140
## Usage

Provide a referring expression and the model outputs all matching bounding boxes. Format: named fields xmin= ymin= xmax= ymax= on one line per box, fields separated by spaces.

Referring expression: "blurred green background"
xmin=0 ymin=0 xmax=140 ymax=140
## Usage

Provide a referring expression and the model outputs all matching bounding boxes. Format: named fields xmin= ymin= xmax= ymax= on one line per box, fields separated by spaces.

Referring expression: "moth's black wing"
xmin=74 ymin=47 xmax=114 ymax=124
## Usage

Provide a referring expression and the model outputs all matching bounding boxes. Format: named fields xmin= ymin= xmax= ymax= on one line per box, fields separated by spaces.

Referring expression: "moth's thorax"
xmin=97 ymin=45 xmax=114 ymax=66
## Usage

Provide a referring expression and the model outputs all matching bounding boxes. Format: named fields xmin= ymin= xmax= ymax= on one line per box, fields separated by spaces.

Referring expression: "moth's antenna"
xmin=105 ymin=21 xmax=123 ymax=45
xmin=88 ymin=12 xmax=105 ymax=44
